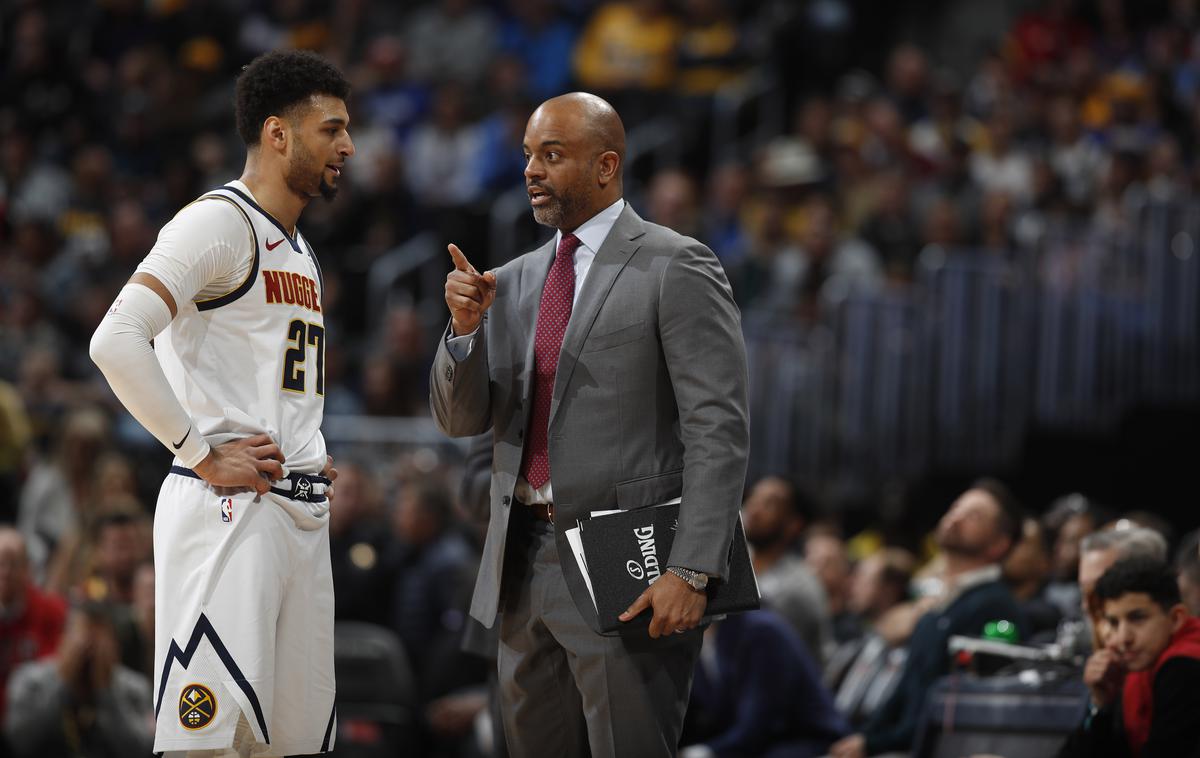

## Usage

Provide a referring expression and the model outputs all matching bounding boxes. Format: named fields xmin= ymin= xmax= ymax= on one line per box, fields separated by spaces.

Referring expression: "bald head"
xmin=536 ymin=92 xmax=626 ymax=162
xmin=522 ymin=92 xmax=626 ymax=231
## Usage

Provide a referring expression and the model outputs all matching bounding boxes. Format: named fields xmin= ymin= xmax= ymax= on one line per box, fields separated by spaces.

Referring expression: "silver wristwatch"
xmin=666 ymin=566 xmax=709 ymax=592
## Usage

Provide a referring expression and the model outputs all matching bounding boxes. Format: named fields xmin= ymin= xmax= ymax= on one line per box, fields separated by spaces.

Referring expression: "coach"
xmin=430 ymin=92 xmax=749 ymax=757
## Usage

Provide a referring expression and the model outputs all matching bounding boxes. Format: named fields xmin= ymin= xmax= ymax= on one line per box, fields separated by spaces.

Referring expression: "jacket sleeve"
xmin=657 ymin=241 xmax=750 ymax=578
xmin=1056 ymin=703 xmax=1129 ymax=758
xmin=429 ymin=318 xmax=493 ymax=438
xmin=1142 ymin=657 xmax=1200 ymax=758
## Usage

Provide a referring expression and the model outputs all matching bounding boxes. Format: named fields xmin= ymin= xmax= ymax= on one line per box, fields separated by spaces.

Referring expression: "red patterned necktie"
xmin=520 ymin=233 xmax=581 ymax=490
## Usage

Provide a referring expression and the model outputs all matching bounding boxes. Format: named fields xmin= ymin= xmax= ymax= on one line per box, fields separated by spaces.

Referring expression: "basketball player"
xmin=90 ymin=50 xmax=353 ymax=757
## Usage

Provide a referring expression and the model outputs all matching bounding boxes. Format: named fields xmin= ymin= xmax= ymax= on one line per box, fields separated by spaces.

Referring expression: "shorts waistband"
xmin=169 ymin=465 xmax=330 ymax=503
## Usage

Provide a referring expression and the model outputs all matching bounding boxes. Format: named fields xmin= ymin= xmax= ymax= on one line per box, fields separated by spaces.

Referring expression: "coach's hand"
xmin=620 ymin=571 xmax=707 ymax=639
xmin=193 ymin=433 xmax=285 ymax=495
xmin=444 ymin=243 xmax=496 ymax=336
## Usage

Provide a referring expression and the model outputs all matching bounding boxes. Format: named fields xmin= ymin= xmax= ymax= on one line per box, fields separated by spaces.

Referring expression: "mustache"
xmin=528 ymin=182 xmax=555 ymax=195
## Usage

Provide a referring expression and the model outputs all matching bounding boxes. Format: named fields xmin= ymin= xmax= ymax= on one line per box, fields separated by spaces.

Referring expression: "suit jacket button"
xmin=444 ymin=365 xmax=453 ymax=381
xmin=502 ymin=496 xmax=511 ymax=506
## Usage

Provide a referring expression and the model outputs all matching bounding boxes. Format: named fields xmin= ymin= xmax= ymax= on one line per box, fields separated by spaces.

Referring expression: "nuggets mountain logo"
xmin=179 ymin=683 xmax=217 ymax=730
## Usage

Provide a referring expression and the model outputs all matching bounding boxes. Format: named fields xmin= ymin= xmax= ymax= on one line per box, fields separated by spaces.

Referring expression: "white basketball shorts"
xmin=151 ymin=468 xmax=336 ymax=755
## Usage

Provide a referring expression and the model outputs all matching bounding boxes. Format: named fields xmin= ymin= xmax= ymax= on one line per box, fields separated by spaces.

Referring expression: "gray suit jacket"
xmin=431 ymin=204 xmax=750 ymax=634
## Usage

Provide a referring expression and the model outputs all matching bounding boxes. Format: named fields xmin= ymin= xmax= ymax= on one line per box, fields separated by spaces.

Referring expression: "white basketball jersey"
xmin=155 ymin=184 xmax=328 ymax=475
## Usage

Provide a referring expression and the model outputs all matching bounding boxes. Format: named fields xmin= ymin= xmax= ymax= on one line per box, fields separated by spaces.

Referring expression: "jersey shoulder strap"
xmin=191 ymin=189 xmax=259 ymax=311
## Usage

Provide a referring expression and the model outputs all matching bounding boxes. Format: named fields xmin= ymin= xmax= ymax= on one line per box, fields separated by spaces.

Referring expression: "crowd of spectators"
xmin=2 ymin=0 xmax=1199 ymax=756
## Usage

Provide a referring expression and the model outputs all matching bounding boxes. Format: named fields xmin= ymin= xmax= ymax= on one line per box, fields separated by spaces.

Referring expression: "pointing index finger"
xmin=447 ymin=243 xmax=476 ymax=275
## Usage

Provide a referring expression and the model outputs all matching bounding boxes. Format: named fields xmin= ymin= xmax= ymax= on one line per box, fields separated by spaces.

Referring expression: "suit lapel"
xmin=549 ymin=205 xmax=645 ymax=425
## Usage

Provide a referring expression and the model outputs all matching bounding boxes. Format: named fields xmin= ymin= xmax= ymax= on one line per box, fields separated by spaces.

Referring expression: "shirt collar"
xmin=556 ymin=198 xmax=625 ymax=257
xmin=938 ymin=564 xmax=1002 ymax=609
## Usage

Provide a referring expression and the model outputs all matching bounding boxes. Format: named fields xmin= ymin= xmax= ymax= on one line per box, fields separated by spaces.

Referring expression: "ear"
xmin=1169 ymin=603 xmax=1189 ymax=634
xmin=263 ymin=116 xmax=287 ymax=152
xmin=596 ymin=150 xmax=621 ymax=187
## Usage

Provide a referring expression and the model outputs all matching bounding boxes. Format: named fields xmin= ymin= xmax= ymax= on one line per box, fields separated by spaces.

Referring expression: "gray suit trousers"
xmin=498 ymin=508 xmax=702 ymax=758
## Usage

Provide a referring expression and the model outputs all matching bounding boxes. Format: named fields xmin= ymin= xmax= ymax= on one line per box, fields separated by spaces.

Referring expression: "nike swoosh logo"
xmin=266 ymin=238 xmax=284 ymax=251
xmin=172 ymin=429 xmax=190 ymax=450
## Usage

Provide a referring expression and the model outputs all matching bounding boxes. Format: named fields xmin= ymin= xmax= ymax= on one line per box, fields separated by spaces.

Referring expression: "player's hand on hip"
xmin=619 ymin=571 xmax=707 ymax=639
xmin=321 ymin=454 xmax=338 ymax=503
xmin=193 ymin=433 xmax=285 ymax=495
xmin=444 ymin=243 xmax=496 ymax=336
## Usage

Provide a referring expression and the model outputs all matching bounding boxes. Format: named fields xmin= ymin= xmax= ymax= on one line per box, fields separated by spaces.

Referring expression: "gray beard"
xmin=531 ymin=185 xmax=588 ymax=229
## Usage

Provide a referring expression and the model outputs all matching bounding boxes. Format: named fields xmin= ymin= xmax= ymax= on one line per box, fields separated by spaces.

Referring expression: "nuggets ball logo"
xmin=179 ymin=683 xmax=217 ymax=730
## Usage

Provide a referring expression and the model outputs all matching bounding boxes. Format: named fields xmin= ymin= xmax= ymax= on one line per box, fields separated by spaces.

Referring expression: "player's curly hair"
xmin=235 ymin=50 xmax=351 ymax=147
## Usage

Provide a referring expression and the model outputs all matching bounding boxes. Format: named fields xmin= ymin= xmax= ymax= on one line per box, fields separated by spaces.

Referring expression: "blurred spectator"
xmin=385 ymin=479 xmax=477 ymax=695
xmin=1003 ymin=516 xmax=1063 ymax=639
xmin=883 ymin=44 xmax=930 ymax=126
xmin=126 ymin=562 xmax=153 ymax=682
xmin=1176 ymin=530 xmax=1200 ymax=617
xmin=1046 ymin=94 xmax=1108 ymax=207
xmin=356 ymin=34 xmax=431 ymax=144
xmin=16 ymin=345 xmax=73 ymax=447
xmin=476 ymin=92 xmax=535 ymax=193
xmin=1080 ymin=526 xmax=1169 ymax=619
xmin=828 ymin=479 xmax=1026 ymax=758
xmin=1042 ymin=493 xmax=1104 ymax=619
xmin=825 ymin=548 xmax=916 ymax=728
xmin=845 ymin=549 xmax=915 ymax=633
xmin=1008 ymin=0 xmax=1092 ymax=85
xmin=405 ymin=83 xmax=485 ymax=210
xmin=4 ymin=601 xmax=153 ymax=758
xmin=1078 ymin=525 xmax=1168 ymax=652
xmin=0 ymin=382 xmax=31 ymax=523
xmin=239 ymin=0 xmax=333 ymax=56
xmin=1141 ymin=134 xmax=1188 ymax=202
xmin=17 ymin=407 xmax=109 ymax=577
xmin=908 ymin=70 xmax=984 ymax=173
xmin=672 ymin=0 xmax=746 ymax=167
xmin=858 ymin=169 xmax=920 ymax=280
xmin=917 ymin=194 xmax=965 ymax=253
xmin=794 ymin=195 xmax=882 ymax=317
xmin=805 ymin=532 xmax=857 ymax=645
xmin=0 ymin=528 xmax=67 ymax=721
xmin=970 ymin=104 xmax=1034 ymax=203
xmin=645 ymin=168 xmax=702 ymax=241
xmin=1122 ymin=510 xmax=1177 ymax=550
xmin=701 ymin=160 xmax=751 ymax=265
xmin=742 ymin=476 xmax=831 ymax=660
xmin=1059 ymin=557 xmax=1200 ymax=758
xmin=682 ymin=610 xmax=847 ymax=758
xmin=574 ymin=0 xmax=681 ymax=122
xmin=329 ymin=461 xmax=392 ymax=626
xmin=405 ymin=0 xmax=498 ymax=87
xmin=362 ymin=305 xmax=432 ymax=417
xmin=82 ymin=509 xmax=150 ymax=607
xmin=498 ymin=0 xmax=576 ymax=101
xmin=675 ymin=0 xmax=745 ymax=97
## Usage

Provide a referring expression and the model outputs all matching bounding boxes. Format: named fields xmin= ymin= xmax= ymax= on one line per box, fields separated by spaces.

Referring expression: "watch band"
xmin=667 ymin=566 xmax=708 ymax=591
